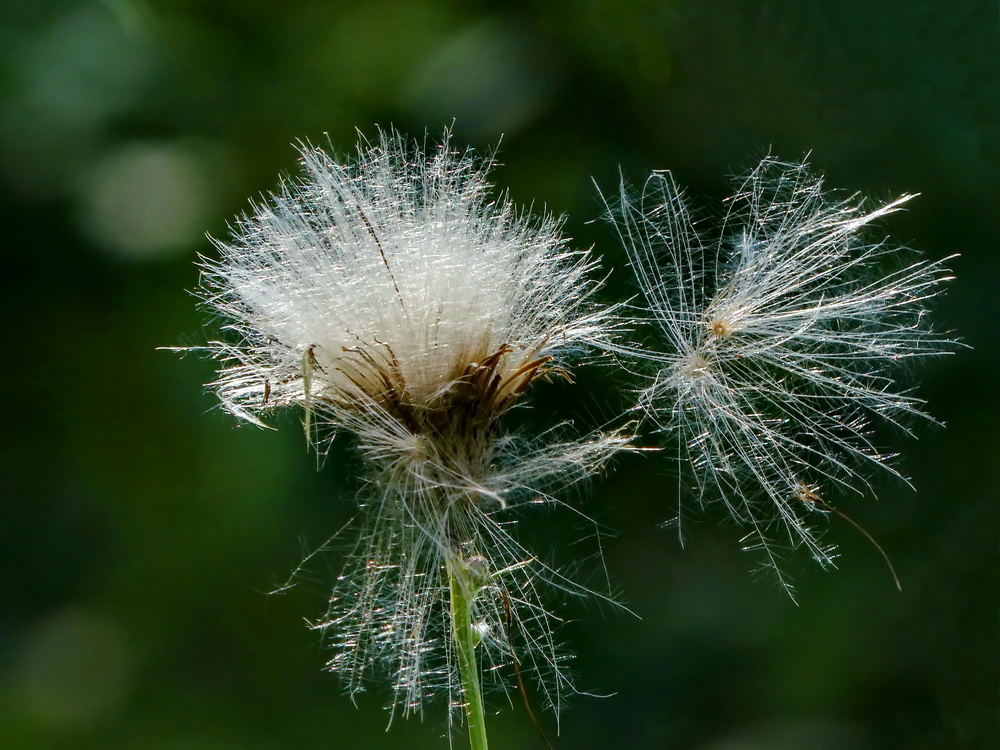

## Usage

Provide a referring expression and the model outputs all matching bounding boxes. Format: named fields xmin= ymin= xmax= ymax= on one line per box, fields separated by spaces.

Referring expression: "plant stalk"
xmin=448 ymin=558 xmax=489 ymax=750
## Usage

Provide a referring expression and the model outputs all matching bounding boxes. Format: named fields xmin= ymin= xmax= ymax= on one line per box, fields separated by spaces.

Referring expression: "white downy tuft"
xmin=607 ymin=156 xmax=955 ymax=596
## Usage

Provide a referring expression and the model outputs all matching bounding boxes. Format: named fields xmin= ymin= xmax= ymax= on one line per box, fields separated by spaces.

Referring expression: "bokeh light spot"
xmin=17 ymin=608 xmax=134 ymax=730
xmin=78 ymin=141 xmax=215 ymax=261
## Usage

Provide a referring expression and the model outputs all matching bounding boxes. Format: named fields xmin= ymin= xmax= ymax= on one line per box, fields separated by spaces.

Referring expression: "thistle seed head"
xmin=192 ymin=127 xmax=628 ymax=721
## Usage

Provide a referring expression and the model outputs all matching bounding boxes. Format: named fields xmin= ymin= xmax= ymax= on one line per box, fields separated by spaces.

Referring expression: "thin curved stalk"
xmin=448 ymin=558 xmax=489 ymax=750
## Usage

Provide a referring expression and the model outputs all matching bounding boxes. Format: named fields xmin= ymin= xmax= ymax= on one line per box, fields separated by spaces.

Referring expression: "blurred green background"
xmin=2 ymin=1 xmax=997 ymax=748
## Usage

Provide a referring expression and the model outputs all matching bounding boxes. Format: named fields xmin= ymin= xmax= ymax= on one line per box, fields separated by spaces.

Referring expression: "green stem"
xmin=448 ymin=558 xmax=489 ymax=750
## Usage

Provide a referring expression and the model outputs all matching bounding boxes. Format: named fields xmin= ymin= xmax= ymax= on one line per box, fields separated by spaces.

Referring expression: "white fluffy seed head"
xmin=202 ymin=129 xmax=611 ymax=437
xmin=192 ymin=127 xmax=628 ymax=720
xmin=607 ymin=156 xmax=956 ymax=596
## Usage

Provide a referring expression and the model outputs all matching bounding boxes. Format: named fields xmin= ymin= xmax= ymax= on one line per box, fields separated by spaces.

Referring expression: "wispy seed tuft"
xmin=606 ymin=156 xmax=956 ymax=596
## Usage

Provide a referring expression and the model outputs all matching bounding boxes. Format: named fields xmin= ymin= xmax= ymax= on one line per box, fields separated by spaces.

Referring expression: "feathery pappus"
xmin=607 ymin=156 xmax=955 ymax=596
